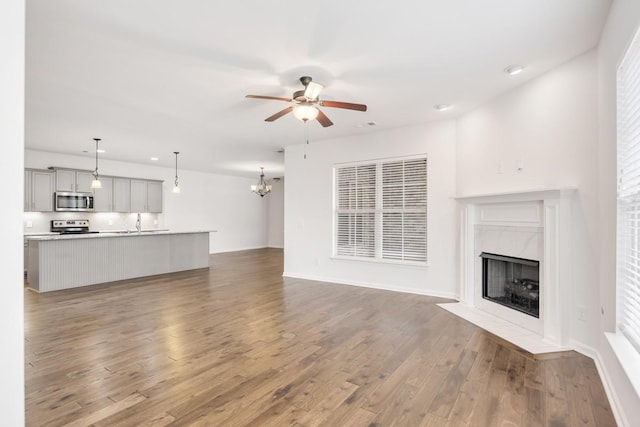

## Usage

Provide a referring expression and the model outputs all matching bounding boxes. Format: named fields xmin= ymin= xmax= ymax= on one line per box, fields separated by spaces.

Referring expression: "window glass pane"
xmin=335 ymin=156 xmax=427 ymax=264
xmin=617 ymin=27 xmax=640 ymax=352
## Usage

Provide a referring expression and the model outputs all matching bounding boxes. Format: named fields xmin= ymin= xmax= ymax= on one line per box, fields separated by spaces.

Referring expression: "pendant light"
xmin=172 ymin=151 xmax=181 ymax=194
xmin=251 ymin=167 xmax=272 ymax=197
xmin=91 ymin=138 xmax=102 ymax=189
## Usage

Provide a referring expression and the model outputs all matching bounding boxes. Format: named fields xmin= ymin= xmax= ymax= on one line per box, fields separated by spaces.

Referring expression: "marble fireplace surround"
xmin=439 ymin=189 xmax=575 ymax=354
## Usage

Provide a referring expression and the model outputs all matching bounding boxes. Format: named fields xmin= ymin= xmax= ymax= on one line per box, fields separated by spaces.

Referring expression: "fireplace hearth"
xmin=480 ymin=252 xmax=540 ymax=318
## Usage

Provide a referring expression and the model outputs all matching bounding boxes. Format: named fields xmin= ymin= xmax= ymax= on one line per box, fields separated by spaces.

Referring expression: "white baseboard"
xmin=592 ymin=349 xmax=629 ymax=427
xmin=210 ymin=245 xmax=268 ymax=254
xmin=282 ymin=271 xmax=458 ymax=300
xmin=569 ymin=339 xmax=598 ymax=359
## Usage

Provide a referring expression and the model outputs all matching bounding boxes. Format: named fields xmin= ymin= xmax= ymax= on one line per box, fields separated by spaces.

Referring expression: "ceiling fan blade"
xmin=265 ymin=106 xmax=293 ymax=122
xmin=246 ymin=95 xmax=293 ymax=102
xmin=319 ymin=100 xmax=367 ymax=112
xmin=316 ymin=109 xmax=334 ymax=127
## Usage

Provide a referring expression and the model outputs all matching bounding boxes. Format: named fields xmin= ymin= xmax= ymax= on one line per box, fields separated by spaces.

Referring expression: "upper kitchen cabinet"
xmin=130 ymin=179 xmax=163 ymax=213
xmin=92 ymin=177 xmax=113 ymax=212
xmin=112 ymin=178 xmax=131 ymax=213
xmin=147 ymin=181 xmax=163 ymax=213
xmin=25 ymin=169 xmax=54 ymax=212
xmin=55 ymin=169 xmax=94 ymax=193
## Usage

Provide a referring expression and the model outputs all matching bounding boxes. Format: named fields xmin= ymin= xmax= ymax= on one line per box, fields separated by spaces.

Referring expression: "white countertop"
xmin=25 ymin=229 xmax=216 ymax=241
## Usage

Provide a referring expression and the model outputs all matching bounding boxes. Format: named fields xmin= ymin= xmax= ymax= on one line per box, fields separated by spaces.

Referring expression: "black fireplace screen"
xmin=480 ymin=252 xmax=540 ymax=318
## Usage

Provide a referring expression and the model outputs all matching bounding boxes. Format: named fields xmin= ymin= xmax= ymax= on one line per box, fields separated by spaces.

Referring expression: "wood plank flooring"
xmin=24 ymin=248 xmax=616 ymax=426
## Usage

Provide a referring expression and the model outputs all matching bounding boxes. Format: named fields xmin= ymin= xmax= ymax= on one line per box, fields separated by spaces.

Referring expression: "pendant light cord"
xmin=93 ymin=138 xmax=100 ymax=179
xmin=174 ymin=152 xmax=179 ymax=186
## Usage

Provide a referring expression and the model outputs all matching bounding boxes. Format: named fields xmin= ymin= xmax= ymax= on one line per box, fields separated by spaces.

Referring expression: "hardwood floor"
xmin=25 ymin=248 xmax=616 ymax=426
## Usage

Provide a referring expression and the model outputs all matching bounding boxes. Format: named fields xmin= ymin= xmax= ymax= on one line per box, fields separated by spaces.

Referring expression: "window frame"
xmin=617 ymin=23 xmax=640 ymax=356
xmin=333 ymin=154 xmax=428 ymax=266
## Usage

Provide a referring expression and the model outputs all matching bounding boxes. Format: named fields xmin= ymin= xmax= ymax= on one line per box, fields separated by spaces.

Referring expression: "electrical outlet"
xmin=108 ymin=220 xmax=113 ymax=226
xmin=497 ymin=163 xmax=504 ymax=174
xmin=154 ymin=219 xmax=158 ymax=225
xmin=26 ymin=221 xmax=33 ymax=228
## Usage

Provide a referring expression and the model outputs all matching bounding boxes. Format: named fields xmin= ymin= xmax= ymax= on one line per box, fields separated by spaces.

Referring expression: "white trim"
xmin=282 ymin=271 xmax=458 ymax=300
xmin=329 ymin=255 xmax=428 ymax=268
xmin=210 ymin=245 xmax=269 ymax=254
xmin=454 ymin=188 xmax=577 ymax=203
xmin=333 ymin=152 xmax=428 ymax=168
xmin=592 ymin=344 xmax=632 ymax=427
xmin=605 ymin=332 xmax=640 ymax=398
xmin=569 ymin=339 xmax=599 ymax=359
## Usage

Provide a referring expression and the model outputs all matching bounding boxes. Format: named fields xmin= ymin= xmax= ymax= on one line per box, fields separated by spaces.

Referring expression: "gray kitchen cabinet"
xmin=112 ymin=178 xmax=131 ymax=213
xmin=55 ymin=169 xmax=94 ymax=193
xmin=130 ymin=179 xmax=163 ymax=213
xmin=130 ymin=179 xmax=147 ymax=213
xmin=92 ymin=177 xmax=113 ymax=212
xmin=25 ymin=169 xmax=54 ymax=212
xmin=147 ymin=181 xmax=163 ymax=213
xmin=24 ymin=170 xmax=31 ymax=211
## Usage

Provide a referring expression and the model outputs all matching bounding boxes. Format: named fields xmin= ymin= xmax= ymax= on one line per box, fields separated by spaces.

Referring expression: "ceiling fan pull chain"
xmin=304 ymin=120 xmax=309 ymax=160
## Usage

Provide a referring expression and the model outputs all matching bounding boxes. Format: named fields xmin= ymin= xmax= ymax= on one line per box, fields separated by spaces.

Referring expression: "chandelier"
xmin=251 ymin=167 xmax=272 ymax=197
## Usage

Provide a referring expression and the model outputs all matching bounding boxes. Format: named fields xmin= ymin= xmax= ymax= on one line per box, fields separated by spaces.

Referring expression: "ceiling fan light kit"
xmin=246 ymin=75 xmax=367 ymax=127
xmin=293 ymin=104 xmax=319 ymax=121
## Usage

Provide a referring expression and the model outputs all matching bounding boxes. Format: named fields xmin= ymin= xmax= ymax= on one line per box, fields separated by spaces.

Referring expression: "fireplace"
xmin=449 ymin=189 xmax=574 ymax=350
xmin=480 ymin=252 xmax=540 ymax=318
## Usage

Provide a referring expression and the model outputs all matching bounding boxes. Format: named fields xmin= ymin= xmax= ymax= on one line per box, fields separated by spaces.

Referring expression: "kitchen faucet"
xmin=135 ymin=213 xmax=141 ymax=232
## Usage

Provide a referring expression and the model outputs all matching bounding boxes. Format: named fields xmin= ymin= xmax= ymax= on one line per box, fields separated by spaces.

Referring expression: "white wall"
xmin=25 ymin=149 xmax=269 ymax=253
xmin=284 ymin=121 xmax=458 ymax=298
xmin=597 ymin=0 xmax=640 ymax=424
xmin=267 ymin=178 xmax=284 ymax=248
xmin=1 ymin=0 xmax=25 ymax=424
xmin=457 ymin=50 xmax=600 ymax=350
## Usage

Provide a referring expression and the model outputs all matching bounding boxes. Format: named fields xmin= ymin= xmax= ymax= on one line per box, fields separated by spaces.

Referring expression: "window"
xmin=334 ymin=156 xmax=427 ymax=264
xmin=617 ymin=27 xmax=640 ymax=353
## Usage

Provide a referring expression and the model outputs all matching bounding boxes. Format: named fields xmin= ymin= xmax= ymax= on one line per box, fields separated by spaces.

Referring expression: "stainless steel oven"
xmin=54 ymin=192 xmax=94 ymax=212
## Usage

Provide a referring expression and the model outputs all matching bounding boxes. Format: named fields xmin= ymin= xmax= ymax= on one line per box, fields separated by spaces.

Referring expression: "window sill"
xmin=605 ymin=331 xmax=640 ymax=398
xmin=330 ymin=255 xmax=429 ymax=268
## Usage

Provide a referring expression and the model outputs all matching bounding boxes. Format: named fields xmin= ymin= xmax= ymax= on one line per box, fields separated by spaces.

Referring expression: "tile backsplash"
xmin=24 ymin=211 xmax=163 ymax=234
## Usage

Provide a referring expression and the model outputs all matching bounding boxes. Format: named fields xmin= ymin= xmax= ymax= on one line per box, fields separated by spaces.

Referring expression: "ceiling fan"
xmin=245 ymin=76 xmax=367 ymax=127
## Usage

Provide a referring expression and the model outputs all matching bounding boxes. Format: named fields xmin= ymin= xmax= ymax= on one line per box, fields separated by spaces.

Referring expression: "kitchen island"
xmin=26 ymin=231 xmax=211 ymax=292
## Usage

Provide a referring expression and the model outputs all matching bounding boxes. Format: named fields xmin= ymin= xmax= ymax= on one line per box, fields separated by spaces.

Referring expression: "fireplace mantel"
xmin=448 ymin=188 xmax=576 ymax=351
xmin=455 ymin=188 xmax=577 ymax=203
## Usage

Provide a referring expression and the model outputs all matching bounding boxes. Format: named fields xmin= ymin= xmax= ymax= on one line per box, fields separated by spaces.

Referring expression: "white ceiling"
xmin=25 ymin=0 xmax=612 ymax=178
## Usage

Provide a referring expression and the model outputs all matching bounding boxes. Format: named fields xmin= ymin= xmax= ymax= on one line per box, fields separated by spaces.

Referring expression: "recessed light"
xmin=434 ymin=104 xmax=453 ymax=112
xmin=504 ymin=64 xmax=524 ymax=76
xmin=151 ymin=157 xmax=159 ymax=161
xmin=356 ymin=121 xmax=377 ymax=128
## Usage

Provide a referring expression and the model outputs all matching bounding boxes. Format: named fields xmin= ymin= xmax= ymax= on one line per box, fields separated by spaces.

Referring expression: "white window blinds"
xmin=335 ymin=164 xmax=376 ymax=258
xmin=335 ymin=156 xmax=427 ymax=264
xmin=617 ymin=27 xmax=640 ymax=353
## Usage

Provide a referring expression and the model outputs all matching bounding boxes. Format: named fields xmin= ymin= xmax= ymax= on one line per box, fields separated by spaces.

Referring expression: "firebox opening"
xmin=480 ymin=252 xmax=540 ymax=318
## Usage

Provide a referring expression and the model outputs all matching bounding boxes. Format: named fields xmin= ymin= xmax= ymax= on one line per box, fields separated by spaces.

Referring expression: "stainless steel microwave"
xmin=54 ymin=192 xmax=94 ymax=212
